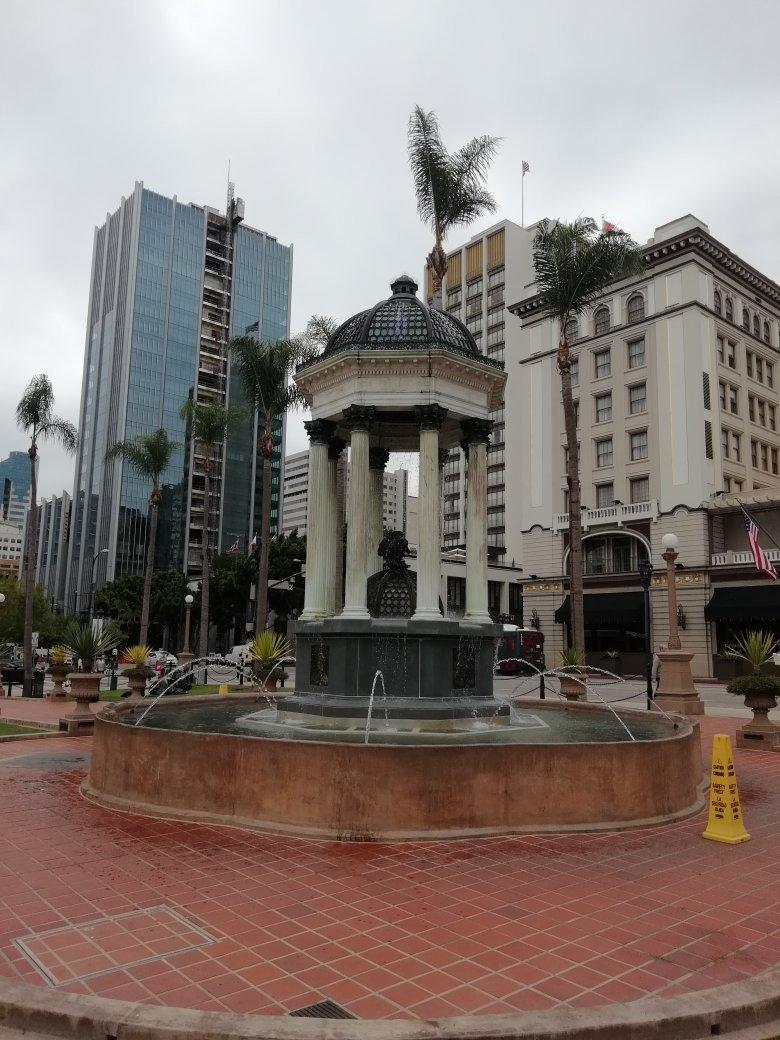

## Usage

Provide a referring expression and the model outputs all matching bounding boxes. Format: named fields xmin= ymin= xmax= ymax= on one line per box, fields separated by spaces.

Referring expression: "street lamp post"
xmin=654 ymin=532 xmax=703 ymax=716
xmin=87 ymin=548 xmax=109 ymax=621
xmin=179 ymin=594 xmax=195 ymax=664
xmin=638 ymin=559 xmax=653 ymax=710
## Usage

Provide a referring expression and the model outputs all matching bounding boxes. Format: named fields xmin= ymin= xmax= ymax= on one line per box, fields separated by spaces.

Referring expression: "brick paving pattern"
xmin=0 ymin=718 xmax=778 ymax=1019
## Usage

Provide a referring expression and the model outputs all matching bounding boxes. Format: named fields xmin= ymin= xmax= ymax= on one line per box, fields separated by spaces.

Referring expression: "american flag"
xmin=522 ymin=161 xmax=530 ymax=175
xmin=742 ymin=508 xmax=778 ymax=580
xmin=227 ymin=539 xmax=239 ymax=554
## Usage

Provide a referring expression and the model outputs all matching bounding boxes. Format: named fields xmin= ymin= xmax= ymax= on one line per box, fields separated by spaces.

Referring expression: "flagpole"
xmin=521 ymin=170 xmax=525 ymax=229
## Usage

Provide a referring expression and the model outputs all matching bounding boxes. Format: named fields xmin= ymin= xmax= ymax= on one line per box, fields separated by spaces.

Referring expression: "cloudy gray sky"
xmin=2 ymin=0 xmax=780 ymax=498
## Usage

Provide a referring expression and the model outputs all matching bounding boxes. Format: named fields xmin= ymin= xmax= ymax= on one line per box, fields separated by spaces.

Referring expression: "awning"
xmin=705 ymin=585 xmax=780 ymax=622
xmin=554 ymin=592 xmax=644 ymax=625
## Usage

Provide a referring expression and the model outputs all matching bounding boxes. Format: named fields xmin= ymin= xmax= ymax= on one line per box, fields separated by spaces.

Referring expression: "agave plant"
xmin=62 ymin=622 xmax=122 ymax=673
xmin=123 ymin=644 xmax=154 ymax=678
xmin=725 ymin=630 xmax=779 ymax=674
xmin=559 ymin=647 xmax=585 ymax=669
xmin=249 ymin=631 xmax=292 ymax=669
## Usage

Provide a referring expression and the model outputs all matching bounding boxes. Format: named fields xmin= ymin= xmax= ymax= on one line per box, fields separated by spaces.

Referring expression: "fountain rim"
xmin=96 ymin=693 xmax=695 ymax=750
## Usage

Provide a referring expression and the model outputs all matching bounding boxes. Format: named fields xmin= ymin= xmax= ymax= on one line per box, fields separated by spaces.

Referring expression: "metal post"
xmin=638 ymin=560 xmax=653 ymax=710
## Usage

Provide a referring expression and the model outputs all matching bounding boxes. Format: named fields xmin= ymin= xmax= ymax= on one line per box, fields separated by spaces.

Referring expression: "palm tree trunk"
xmin=22 ymin=445 xmax=38 ymax=697
xmin=559 ymin=328 xmax=585 ymax=656
xmin=199 ymin=455 xmax=212 ymax=658
xmin=429 ymin=232 xmax=446 ymax=311
xmin=255 ymin=451 xmax=272 ymax=635
xmin=139 ymin=491 xmax=159 ymax=646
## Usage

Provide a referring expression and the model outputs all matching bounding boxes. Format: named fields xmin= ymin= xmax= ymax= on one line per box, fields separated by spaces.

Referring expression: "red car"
xmin=495 ymin=625 xmax=545 ymax=675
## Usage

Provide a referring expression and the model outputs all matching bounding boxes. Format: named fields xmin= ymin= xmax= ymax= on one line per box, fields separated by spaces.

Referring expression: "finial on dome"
xmin=390 ymin=274 xmax=418 ymax=296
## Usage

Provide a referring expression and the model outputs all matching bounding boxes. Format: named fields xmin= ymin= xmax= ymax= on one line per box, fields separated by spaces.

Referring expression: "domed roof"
xmin=321 ymin=275 xmax=487 ymax=361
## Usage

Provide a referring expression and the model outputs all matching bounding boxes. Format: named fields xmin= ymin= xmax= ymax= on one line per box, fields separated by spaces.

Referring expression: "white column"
xmin=412 ymin=405 xmax=447 ymax=621
xmin=367 ymin=448 xmax=389 ymax=575
xmin=341 ymin=406 xmax=375 ymax=619
xmin=463 ymin=418 xmax=492 ymax=624
xmin=300 ymin=420 xmax=334 ymax=620
xmin=322 ymin=438 xmax=344 ymax=615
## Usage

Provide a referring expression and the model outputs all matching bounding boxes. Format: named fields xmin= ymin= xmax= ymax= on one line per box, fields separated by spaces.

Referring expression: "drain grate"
xmin=289 ymin=999 xmax=356 ymax=1019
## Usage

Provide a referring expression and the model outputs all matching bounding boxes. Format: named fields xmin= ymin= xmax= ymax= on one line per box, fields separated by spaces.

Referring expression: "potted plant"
xmin=47 ymin=645 xmax=71 ymax=699
xmin=61 ymin=622 xmax=122 ymax=732
xmin=122 ymin=644 xmax=154 ymax=700
xmin=601 ymin=649 xmax=622 ymax=677
xmin=249 ymin=631 xmax=292 ymax=692
xmin=725 ymin=630 xmax=780 ymax=750
xmin=558 ymin=647 xmax=586 ymax=701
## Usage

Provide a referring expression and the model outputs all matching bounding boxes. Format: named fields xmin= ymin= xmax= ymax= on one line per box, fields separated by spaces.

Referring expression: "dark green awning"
xmin=554 ymin=592 xmax=644 ymax=625
xmin=705 ymin=585 xmax=780 ymax=622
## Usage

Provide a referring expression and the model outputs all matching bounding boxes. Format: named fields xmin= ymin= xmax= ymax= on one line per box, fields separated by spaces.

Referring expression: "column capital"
xmin=342 ymin=405 xmax=376 ymax=432
xmin=369 ymin=448 xmax=390 ymax=471
xmin=304 ymin=418 xmax=336 ymax=445
xmin=460 ymin=418 xmax=493 ymax=447
xmin=327 ymin=436 xmax=346 ymax=460
xmin=414 ymin=404 xmax=448 ymax=430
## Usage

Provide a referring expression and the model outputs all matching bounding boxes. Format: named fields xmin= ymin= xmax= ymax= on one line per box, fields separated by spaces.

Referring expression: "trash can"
xmin=32 ymin=670 xmax=45 ymax=698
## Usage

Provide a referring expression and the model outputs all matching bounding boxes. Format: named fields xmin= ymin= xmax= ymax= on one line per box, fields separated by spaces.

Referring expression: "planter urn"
xmin=559 ymin=674 xmax=586 ymax=702
xmin=737 ymin=688 xmax=780 ymax=751
xmin=62 ymin=672 xmax=102 ymax=734
xmin=47 ymin=665 xmax=69 ymax=700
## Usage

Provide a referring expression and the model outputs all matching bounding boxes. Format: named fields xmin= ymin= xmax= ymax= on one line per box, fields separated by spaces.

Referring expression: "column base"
xmin=339 ymin=607 xmax=370 ymax=620
xmin=411 ymin=609 xmax=444 ymax=622
xmin=299 ymin=610 xmax=328 ymax=622
xmin=654 ymin=650 xmax=703 ymax=715
xmin=463 ymin=611 xmax=493 ymax=625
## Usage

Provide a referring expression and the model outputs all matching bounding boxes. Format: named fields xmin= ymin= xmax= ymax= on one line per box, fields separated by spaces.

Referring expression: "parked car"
xmin=150 ymin=650 xmax=178 ymax=667
xmin=495 ymin=625 xmax=545 ymax=675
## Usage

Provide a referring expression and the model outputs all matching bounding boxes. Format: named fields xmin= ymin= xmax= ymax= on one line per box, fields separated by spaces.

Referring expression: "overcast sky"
xmin=2 ymin=0 xmax=780 ymax=499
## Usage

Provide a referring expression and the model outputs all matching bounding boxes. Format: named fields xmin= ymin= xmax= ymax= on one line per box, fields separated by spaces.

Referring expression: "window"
xmin=742 ymin=307 xmax=750 ymax=330
xmin=732 ymin=432 xmax=741 ymax=462
xmin=596 ymin=438 xmax=613 ymax=468
xmin=726 ymin=340 xmax=736 ymax=368
xmin=582 ymin=533 xmax=647 ymax=576
xmin=487 ymin=268 xmax=504 ymax=290
xmin=756 ymin=356 xmax=764 ymax=382
xmin=751 ymin=439 xmax=758 ymax=467
xmin=594 ymin=306 xmax=610 ymax=336
xmin=725 ymin=297 xmax=734 ymax=321
xmin=630 ymin=476 xmax=650 ymax=503
xmin=466 ymin=314 xmax=481 ymax=332
xmin=570 ymin=358 xmax=579 ymax=387
xmin=594 ymin=348 xmax=611 ymax=379
xmin=773 ymin=448 xmax=779 ymax=476
xmin=714 ymin=290 xmax=722 ymax=315
xmin=758 ymin=399 xmax=766 ymax=426
xmin=466 ymin=278 xmax=483 ymax=298
xmin=447 ymin=576 xmax=466 ymax=611
xmin=573 ymin=400 xmax=580 ymax=427
xmin=595 ymin=392 xmax=612 ymax=423
xmin=565 ymin=317 xmax=579 ymax=343
xmin=627 ymin=294 xmax=645 ymax=324
xmin=747 ymin=351 xmax=754 ymax=378
xmin=723 ymin=476 xmax=731 ymax=493
xmin=769 ymin=404 xmax=776 ymax=431
xmin=767 ymin=361 xmax=774 ymax=388
xmin=763 ymin=320 xmax=770 ymax=344
xmin=749 ymin=394 xmax=756 ymax=422
xmin=729 ymin=386 xmax=739 ymax=415
xmin=761 ymin=444 xmax=769 ymax=471
xmin=753 ymin=315 xmax=761 ymax=338
xmin=629 ymin=430 xmax=648 ymax=461
xmin=627 ymin=337 xmax=645 ymax=369
xmin=629 ymin=383 xmax=647 ymax=414
xmin=717 ymin=335 xmax=725 ymax=364
xmin=595 ymin=482 xmax=614 ymax=509
xmin=720 ymin=427 xmax=729 ymax=457
xmin=719 ymin=381 xmax=727 ymax=410
xmin=447 ymin=288 xmax=462 ymax=309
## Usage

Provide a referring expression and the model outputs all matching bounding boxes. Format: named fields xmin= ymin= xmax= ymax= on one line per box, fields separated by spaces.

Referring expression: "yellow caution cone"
xmin=702 ymin=734 xmax=750 ymax=844
xmin=218 ymin=683 xmax=229 ymax=696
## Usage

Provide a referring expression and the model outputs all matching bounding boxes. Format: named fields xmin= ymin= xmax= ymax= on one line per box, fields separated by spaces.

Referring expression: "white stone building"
xmin=0 ymin=520 xmax=24 ymax=578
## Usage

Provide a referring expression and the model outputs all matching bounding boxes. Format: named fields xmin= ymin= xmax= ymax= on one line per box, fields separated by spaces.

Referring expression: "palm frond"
xmin=105 ymin=428 xmax=178 ymax=482
xmin=16 ymin=375 xmax=54 ymax=434
xmin=180 ymin=400 xmax=247 ymax=447
xmin=407 ymin=106 xmax=447 ymax=229
xmin=229 ymin=336 xmax=304 ymax=424
xmin=40 ymin=417 xmax=78 ymax=453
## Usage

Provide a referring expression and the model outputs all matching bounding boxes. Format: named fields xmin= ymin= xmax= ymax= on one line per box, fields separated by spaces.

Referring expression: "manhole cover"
xmin=290 ymin=999 xmax=356 ymax=1019
xmin=0 ymin=751 xmax=90 ymax=771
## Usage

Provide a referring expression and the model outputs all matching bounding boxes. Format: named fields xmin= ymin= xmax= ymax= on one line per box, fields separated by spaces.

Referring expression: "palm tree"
xmin=105 ymin=429 xmax=177 ymax=645
xmin=229 ymin=336 xmax=316 ymax=634
xmin=408 ymin=105 xmax=501 ymax=309
xmin=15 ymin=375 xmax=78 ymax=696
xmin=532 ymin=218 xmax=644 ymax=654
xmin=180 ymin=399 xmax=246 ymax=657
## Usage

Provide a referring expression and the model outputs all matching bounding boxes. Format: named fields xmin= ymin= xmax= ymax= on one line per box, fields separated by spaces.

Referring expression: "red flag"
xmin=522 ymin=161 xmax=530 ymax=175
xmin=602 ymin=219 xmax=617 ymax=233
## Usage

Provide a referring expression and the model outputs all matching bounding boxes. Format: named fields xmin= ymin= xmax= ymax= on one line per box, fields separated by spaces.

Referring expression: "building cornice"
xmin=508 ymin=226 xmax=780 ymax=319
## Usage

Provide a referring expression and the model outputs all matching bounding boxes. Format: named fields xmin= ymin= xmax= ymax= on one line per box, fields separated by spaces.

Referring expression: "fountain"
xmin=84 ymin=275 xmax=704 ymax=839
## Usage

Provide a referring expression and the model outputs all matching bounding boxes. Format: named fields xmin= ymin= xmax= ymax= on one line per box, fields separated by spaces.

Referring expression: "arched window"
xmin=627 ymin=294 xmax=645 ymax=324
xmin=763 ymin=321 xmax=771 ymax=344
xmin=594 ymin=306 xmax=610 ymax=336
xmin=742 ymin=307 xmax=750 ymax=330
xmin=564 ymin=317 xmax=579 ymax=343
xmin=725 ymin=297 xmax=734 ymax=321
xmin=714 ymin=291 xmax=722 ymax=316
xmin=753 ymin=315 xmax=761 ymax=338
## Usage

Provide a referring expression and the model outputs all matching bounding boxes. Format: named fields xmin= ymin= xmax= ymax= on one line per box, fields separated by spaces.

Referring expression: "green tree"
xmin=93 ymin=570 xmax=186 ymax=647
xmin=532 ymin=219 xmax=644 ymax=654
xmin=105 ymin=429 xmax=178 ymax=645
xmin=228 ymin=338 xmax=313 ymax=635
xmin=407 ymin=106 xmax=500 ymax=309
xmin=15 ymin=375 xmax=78 ymax=694
xmin=180 ymin=400 xmax=245 ymax=657
xmin=209 ymin=552 xmax=255 ymax=648
xmin=0 ymin=576 xmax=66 ymax=648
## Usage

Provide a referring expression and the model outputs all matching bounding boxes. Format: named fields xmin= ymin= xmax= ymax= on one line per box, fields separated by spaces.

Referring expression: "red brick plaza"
xmin=0 ymin=715 xmax=778 ymax=1022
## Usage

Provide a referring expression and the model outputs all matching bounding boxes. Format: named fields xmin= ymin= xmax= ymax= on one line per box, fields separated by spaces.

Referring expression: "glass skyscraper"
xmin=65 ymin=181 xmax=292 ymax=614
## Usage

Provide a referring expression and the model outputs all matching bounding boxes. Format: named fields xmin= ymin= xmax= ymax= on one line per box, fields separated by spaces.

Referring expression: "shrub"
xmin=727 ymin=673 xmax=780 ymax=698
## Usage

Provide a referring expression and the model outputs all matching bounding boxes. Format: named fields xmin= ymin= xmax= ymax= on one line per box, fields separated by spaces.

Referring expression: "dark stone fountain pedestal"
xmin=289 ymin=616 xmax=507 ymax=723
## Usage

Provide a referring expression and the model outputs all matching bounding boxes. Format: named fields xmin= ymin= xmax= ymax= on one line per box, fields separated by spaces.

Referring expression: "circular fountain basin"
xmin=84 ymin=694 xmax=704 ymax=840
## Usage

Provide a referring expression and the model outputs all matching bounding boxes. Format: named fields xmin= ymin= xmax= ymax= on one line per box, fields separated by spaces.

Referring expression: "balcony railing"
xmin=711 ymin=549 xmax=780 ymax=566
xmin=552 ymin=499 xmax=658 ymax=533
